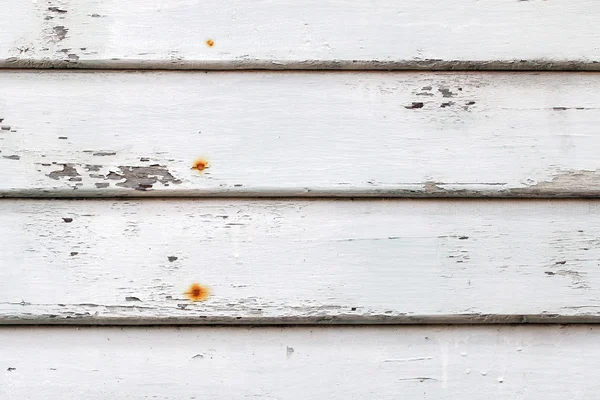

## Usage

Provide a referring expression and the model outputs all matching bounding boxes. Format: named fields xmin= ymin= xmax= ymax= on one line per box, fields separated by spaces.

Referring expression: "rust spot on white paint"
xmin=206 ymin=39 xmax=215 ymax=47
xmin=192 ymin=158 xmax=209 ymax=172
xmin=185 ymin=283 xmax=211 ymax=302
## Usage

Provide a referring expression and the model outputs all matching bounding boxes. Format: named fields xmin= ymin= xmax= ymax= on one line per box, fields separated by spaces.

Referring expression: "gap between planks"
xmin=4 ymin=59 xmax=600 ymax=71
xmin=3 ymin=315 xmax=600 ymax=326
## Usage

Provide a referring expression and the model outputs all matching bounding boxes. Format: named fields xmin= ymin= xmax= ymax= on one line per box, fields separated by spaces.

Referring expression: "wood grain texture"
xmin=2 ymin=325 xmax=600 ymax=399
xmin=3 ymin=0 xmax=600 ymax=70
xmin=2 ymin=71 xmax=600 ymax=198
xmin=3 ymin=199 xmax=600 ymax=324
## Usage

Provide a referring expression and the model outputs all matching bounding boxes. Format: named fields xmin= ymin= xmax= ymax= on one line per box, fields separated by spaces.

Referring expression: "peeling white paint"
xmin=1 ymin=199 xmax=600 ymax=324
xmin=2 ymin=1 xmax=600 ymax=69
xmin=1 ymin=71 xmax=600 ymax=197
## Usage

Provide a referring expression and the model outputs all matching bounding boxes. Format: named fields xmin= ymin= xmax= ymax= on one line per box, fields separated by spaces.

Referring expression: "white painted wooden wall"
xmin=3 ymin=0 xmax=600 ymax=69
xmin=3 ymin=326 xmax=599 ymax=399
xmin=2 ymin=1 xmax=600 ymax=398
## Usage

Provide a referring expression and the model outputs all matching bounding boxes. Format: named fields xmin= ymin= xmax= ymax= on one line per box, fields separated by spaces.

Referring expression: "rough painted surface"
xmin=2 ymin=325 xmax=600 ymax=399
xmin=2 ymin=71 xmax=600 ymax=197
xmin=2 ymin=1 xmax=600 ymax=70
xmin=3 ymin=199 xmax=600 ymax=324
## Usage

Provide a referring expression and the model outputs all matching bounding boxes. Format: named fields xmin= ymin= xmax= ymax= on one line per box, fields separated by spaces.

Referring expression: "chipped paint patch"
xmin=409 ymin=83 xmax=478 ymax=116
xmin=513 ymin=170 xmax=600 ymax=196
xmin=438 ymin=87 xmax=455 ymax=97
xmin=52 ymin=26 xmax=68 ymax=42
xmin=47 ymin=164 xmax=80 ymax=180
xmin=43 ymin=163 xmax=182 ymax=191
xmin=85 ymin=165 xmax=102 ymax=172
xmin=423 ymin=181 xmax=445 ymax=194
xmin=9 ymin=2 xmax=83 ymax=65
xmin=405 ymin=102 xmax=424 ymax=109
xmin=112 ymin=165 xmax=182 ymax=191
xmin=48 ymin=6 xmax=67 ymax=13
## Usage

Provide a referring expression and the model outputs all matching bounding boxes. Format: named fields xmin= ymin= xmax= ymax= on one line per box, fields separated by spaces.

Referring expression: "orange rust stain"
xmin=191 ymin=158 xmax=209 ymax=172
xmin=185 ymin=283 xmax=211 ymax=302
xmin=206 ymin=39 xmax=215 ymax=47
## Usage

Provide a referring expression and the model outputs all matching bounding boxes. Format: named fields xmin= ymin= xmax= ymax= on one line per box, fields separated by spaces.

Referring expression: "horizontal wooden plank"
xmin=2 ymin=199 xmax=600 ymax=324
xmin=1 ymin=325 xmax=599 ymax=399
xmin=2 ymin=71 xmax=600 ymax=198
xmin=3 ymin=1 xmax=600 ymax=70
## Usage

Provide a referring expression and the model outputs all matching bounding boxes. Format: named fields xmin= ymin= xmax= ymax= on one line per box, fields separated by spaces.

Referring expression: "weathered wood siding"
xmin=3 ymin=1 xmax=600 ymax=70
xmin=2 ymin=199 xmax=600 ymax=324
xmin=3 ymin=325 xmax=600 ymax=399
xmin=2 ymin=1 xmax=599 ymax=397
xmin=2 ymin=71 xmax=600 ymax=197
